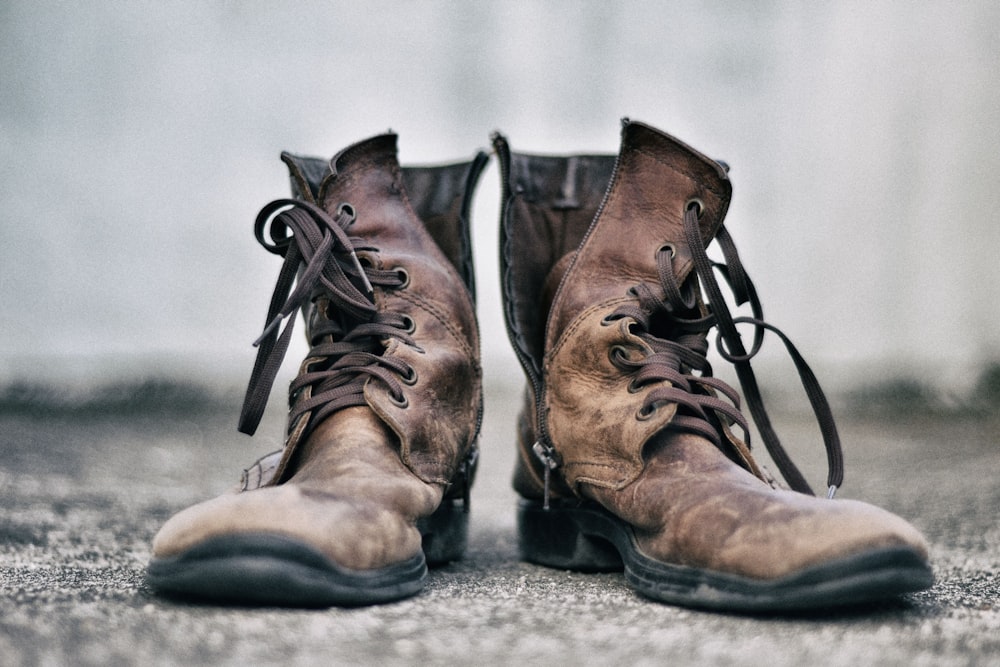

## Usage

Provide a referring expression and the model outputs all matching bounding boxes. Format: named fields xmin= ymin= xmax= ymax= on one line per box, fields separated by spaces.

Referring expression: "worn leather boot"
xmin=493 ymin=119 xmax=933 ymax=612
xmin=148 ymin=134 xmax=487 ymax=606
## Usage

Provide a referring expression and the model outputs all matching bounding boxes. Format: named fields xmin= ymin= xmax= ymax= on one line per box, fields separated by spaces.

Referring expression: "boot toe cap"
xmin=152 ymin=484 xmax=422 ymax=572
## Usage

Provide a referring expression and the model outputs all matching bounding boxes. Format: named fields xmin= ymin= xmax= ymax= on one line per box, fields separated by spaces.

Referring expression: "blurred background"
xmin=2 ymin=7 xmax=998 ymax=662
xmin=2 ymin=0 xmax=998 ymax=412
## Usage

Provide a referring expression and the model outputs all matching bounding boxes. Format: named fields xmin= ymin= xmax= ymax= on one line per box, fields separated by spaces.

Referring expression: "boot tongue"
xmin=280 ymin=152 xmax=331 ymax=203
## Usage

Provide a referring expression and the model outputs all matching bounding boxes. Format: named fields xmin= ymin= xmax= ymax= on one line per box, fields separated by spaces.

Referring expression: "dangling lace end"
xmin=348 ymin=248 xmax=374 ymax=295
xmin=253 ymin=314 xmax=285 ymax=347
xmin=532 ymin=440 xmax=559 ymax=511
xmin=827 ymin=485 xmax=838 ymax=500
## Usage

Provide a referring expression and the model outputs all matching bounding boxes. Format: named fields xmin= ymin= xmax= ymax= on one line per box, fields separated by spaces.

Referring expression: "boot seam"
xmin=544 ymin=296 xmax=633 ymax=369
xmin=393 ymin=290 xmax=479 ymax=363
xmin=566 ymin=465 xmax=640 ymax=491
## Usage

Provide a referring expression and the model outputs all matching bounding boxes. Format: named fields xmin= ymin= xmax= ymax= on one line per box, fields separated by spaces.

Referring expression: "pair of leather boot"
xmin=148 ymin=120 xmax=933 ymax=611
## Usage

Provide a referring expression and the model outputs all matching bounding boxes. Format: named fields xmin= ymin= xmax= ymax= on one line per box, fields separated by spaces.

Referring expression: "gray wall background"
xmin=2 ymin=1 xmax=998 ymax=400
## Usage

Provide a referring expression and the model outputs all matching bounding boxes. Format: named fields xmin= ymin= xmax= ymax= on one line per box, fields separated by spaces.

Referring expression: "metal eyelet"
xmin=657 ymin=243 xmax=676 ymax=259
xmin=636 ymin=403 xmax=658 ymax=420
xmin=627 ymin=378 xmax=641 ymax=394
xmin=686 ymin=198 xmax=705 ymax=216
xmin=394 ymin=268 xmax=410 ymax=289
xmin=335 ymin=202 xmax=356 ymax=220
xmin=609 ymin=345 xmax=634 ymax=370
xmin=389 ymin=392 xmax=409 ymax=409
xmin=601 ymin=313 xmax=620 ymax=326
xmin=400 ymin=314 xmax=416 ymax=334
xmin=401 ymin=366 xmax=418 ymax=386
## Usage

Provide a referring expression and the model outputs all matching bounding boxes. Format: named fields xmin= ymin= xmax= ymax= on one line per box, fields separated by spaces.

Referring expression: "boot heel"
xmin=517 ymin=500 xmax=623 ymax=572
xmin=418 ymin=498 xmax=469 ymax=566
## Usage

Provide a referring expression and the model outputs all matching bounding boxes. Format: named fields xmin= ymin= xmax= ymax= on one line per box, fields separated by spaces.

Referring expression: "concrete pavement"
xmin=1 ymin=380 xmax=998 ymax=666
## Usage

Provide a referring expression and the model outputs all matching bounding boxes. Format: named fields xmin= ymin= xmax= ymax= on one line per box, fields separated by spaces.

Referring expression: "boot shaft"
xmin=283 ymin=145 xmax=488 ymax=298
xmin=496 ymin=119 xmax=840 ymax=497
xmin=494 ymin=120 xmax=730 ymax=391
xmin=543 ymin=120 xmax=731 ymax=348
xmin=493 ymin=136 xmax=616 ymax=390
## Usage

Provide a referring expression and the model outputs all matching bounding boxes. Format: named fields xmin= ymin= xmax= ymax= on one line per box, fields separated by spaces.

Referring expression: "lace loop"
xmin=605 ymin=206 xmax=845 ymax=496
xmin=238 ymin=199 xmax=415 ymax=440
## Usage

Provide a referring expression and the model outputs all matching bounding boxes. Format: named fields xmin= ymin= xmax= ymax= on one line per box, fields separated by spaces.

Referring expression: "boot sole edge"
xmin=147 ymin=498 xmax=469 ymax=607
xmin=147 ymin=533 xmax=427 ymax=607
xmin=517 ymin=498 xmax=934 ymax=613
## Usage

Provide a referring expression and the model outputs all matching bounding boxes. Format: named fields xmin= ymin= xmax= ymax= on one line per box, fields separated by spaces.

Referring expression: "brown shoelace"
xmin=606 ymin=201 xmax=844 ymax=497
xmin=238 ymin=199 xmax=416 ymax=442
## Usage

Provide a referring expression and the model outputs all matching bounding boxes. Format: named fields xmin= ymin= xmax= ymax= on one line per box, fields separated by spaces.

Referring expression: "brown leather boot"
xmin=493 ymin=119 xmax=933 ymax=612
xmin=148 ymin=134 xmax=487 ymax=606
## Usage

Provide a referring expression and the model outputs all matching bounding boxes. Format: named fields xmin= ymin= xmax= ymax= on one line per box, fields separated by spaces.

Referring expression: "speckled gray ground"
xmin=2 ymin=381 xmax=998 ymax=666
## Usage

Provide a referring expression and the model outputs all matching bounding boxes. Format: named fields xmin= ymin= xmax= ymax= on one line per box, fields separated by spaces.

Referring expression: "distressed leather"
xmin=153 ymin=135 xmax=484 ymax=572
xmin=153 ymin=409 xmax=440 ymax=570
xmin=496 ymin=120 xmax=930 ymax=581
xmin=545 ymin=125 xmax=729 ymax=491
xmin=589 ymin=433 xmax=928 ymax=580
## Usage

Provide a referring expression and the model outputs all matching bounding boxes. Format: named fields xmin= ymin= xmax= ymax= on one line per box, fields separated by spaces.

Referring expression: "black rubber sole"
xmin=518 ymin=499 xmax=935 ymax=613
xmin=147 ymin=498 xmax=468 ymax=607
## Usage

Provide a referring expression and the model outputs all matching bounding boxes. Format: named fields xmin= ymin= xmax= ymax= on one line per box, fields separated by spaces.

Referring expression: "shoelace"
xmin=607 ymin=201 xmax=844 ymax=497
xmin=238 ymin=199 xmax=416 ymax=441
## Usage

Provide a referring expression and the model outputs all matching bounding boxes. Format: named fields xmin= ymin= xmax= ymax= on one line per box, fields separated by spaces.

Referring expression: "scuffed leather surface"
xmin=543 ymin=122 xmax=730 ymax=490
xmin=587 ymin=432 xmax=929 ymax=580
xmin=402 ymin=157 xmax=488 ymax=296
xmin=153 ymin=409 xmax=440 ymax=570
xmin=544 ymin=123 xmax=729 ymax=351
xmin=546 ymin=308 xmax=678 ymax=489
xmin=496 ymin=142 xmax=615 ymax=500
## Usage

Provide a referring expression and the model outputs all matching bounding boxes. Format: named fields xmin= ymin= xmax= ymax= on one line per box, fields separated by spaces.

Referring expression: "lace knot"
xmin=237 ymin=199 xmax=416 ymax=442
